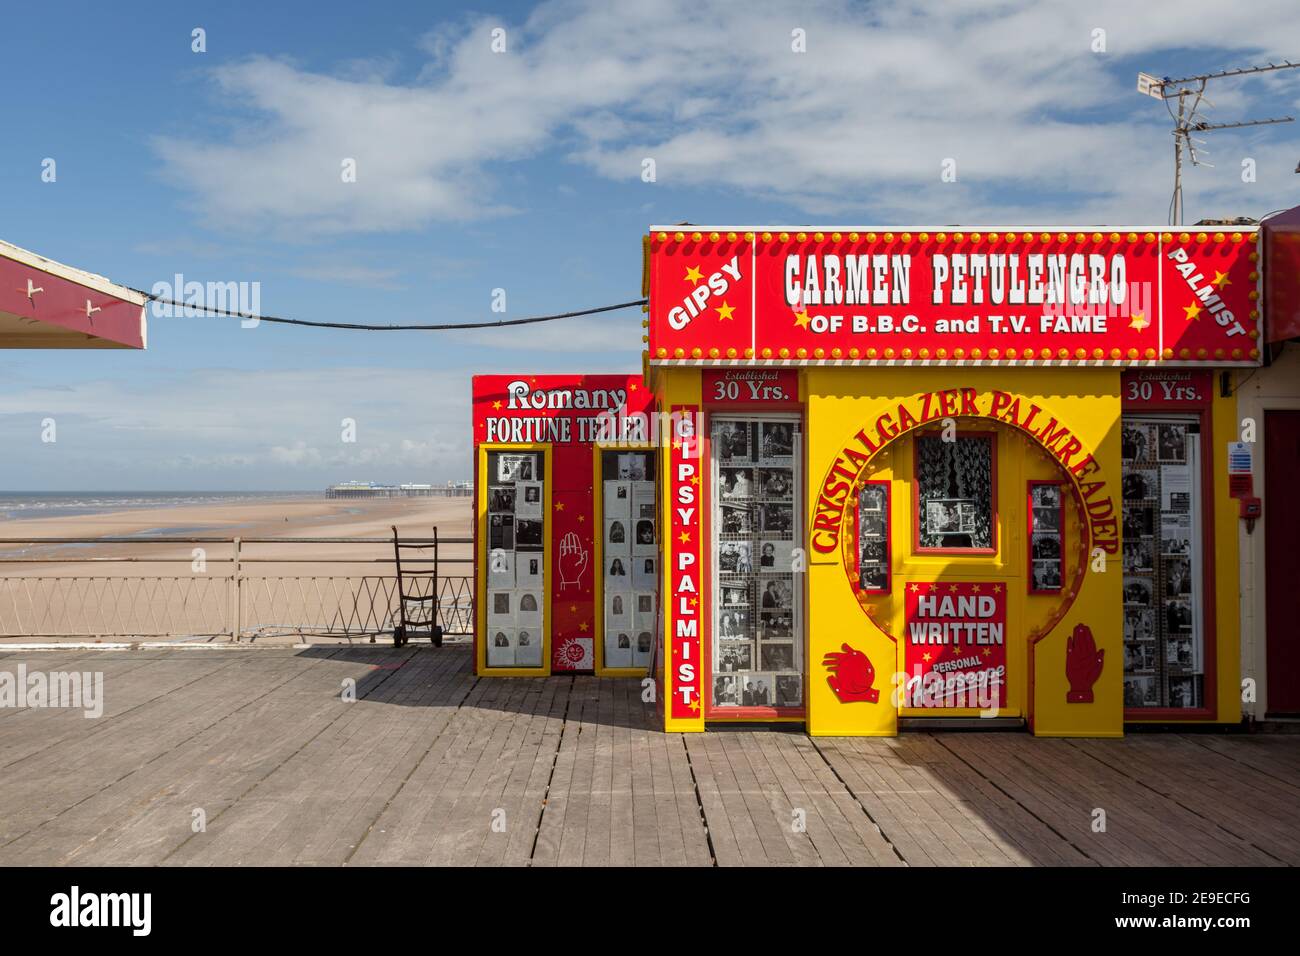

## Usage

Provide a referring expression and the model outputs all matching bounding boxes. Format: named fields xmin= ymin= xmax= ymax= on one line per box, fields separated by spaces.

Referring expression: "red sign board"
xmin=472 ymin=374 xmax=655 ymax=672
xmin=902 ymin=582 xmax=1007 ymax=709
xmin=648 ymin=228 xmax=1261 ymax=367
xmin=668 ymin=406 xmax=703 ymax=717
xmin=702 ymin=368 xmax=798 ymax=404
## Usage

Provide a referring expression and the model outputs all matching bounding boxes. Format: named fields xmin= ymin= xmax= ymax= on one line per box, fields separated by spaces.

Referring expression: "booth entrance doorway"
xmin=1265 ymin=410 xmax=1300 ymax=715
xmin=708 ymin=414 xmax=805 ymax=716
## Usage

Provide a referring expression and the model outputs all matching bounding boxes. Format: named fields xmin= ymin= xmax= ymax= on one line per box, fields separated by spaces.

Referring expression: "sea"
xmin=0 ymin=492 xmax=318 ymax=522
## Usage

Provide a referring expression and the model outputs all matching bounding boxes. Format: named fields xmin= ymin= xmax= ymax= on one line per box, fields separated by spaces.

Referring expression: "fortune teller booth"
xmin=473 ymin=225 xmax=1266 ymax=739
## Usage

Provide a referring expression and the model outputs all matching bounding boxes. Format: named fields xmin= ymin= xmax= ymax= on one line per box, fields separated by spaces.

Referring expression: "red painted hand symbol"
xmin=822 ymin=643 xmax=879 ymax=703
xmin=1065 ymin=622 xmax=1105 ymax=703
xmin=558 ymin=531 xmax=588 ymax=591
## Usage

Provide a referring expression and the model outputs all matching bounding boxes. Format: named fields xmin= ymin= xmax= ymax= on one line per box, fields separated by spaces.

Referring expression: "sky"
xmin=2 ymin=0 xmax=1298 ymax=490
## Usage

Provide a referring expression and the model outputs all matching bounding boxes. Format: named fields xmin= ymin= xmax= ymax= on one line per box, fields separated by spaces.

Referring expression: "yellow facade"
xmin=650 ymin=364 xmax=1242 ymax=736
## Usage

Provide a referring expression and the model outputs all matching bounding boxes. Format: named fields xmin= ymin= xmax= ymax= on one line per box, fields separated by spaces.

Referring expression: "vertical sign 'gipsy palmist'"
xmin=669 ymin=406 xmax=703 ymax=717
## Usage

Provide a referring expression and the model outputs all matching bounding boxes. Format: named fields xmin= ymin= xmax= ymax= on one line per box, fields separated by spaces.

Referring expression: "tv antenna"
xmin=1137 ymin=60 xmax=1300 ymax=225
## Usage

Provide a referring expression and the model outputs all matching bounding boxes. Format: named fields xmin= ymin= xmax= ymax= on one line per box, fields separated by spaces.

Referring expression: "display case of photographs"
xmin=710 ymin=416 xmax=804 ymax=711
xmin=600 ymin=450 xmax=657 ymax=670
xmin=485 ymin=450 xmax=546 ymax=669
xmin=1119 ymin=416 xmax=1204 ymax=710
xmin=1027 ymin=481 xmax=1064 ymax=594
xmin=855 ymin=482 xmax=890 ymax=593
xmin=915 ymin=434 xmax=995 ymax=552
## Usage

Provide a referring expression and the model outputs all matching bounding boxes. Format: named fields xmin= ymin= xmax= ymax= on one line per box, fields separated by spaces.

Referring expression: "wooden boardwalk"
xmin=0 ymin=645 xmax=1296 ymax=866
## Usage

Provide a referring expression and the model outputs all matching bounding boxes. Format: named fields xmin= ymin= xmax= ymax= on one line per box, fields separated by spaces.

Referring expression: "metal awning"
xmin=0 ymin=239 xmax=147 ymax=349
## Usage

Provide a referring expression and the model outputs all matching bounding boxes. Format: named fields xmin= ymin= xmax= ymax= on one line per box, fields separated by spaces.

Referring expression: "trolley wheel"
xmin=393 ymin=625 xmax=405 ymax=647
xmin=432 ymin=626 xmax=444 ymax=648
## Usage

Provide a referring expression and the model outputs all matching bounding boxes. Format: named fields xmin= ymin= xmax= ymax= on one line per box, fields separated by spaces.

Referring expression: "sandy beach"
xmin=0 ymin=495 xmax=474 ymax=642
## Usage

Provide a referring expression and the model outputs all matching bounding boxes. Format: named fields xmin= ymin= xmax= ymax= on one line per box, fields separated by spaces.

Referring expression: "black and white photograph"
xmin=1165 ymin=597 xmax=1193 ymax=634
xmin=859 ymin=561 xmax=888 ymax=591
xmin=761 ymin=642 xmax=795 ymax=672
xmin=516 ymin=481 xmax=543 ymax=518
xmin=861 ymin=484 xmax=888 ymax=513
xmin=860 ymin=538 xmax=886 ymax=564
xmin=1123 ymin=641 xmax=1156 ymax=672
xmin=618 ymin=453 xmax=648 ymax=481
xmin=721 ymin=583 xmax=749 ymax=608
xmin=517 ymin=553 xmax=543 ymax=588
xmin=606 ymin=518 xmax=627 ymax=548
xmin=603 ymin=480 xmax=631 ymax=518
xmin=1168 ymin=676 xmax=1200 ymax=710
xmin=636 ymin=592 xmax=654 ymax=615
xmin=1166 ymin=636 xmax=1194 ymax=668
xmin=490 ymin=590 xmax=513 ymax=621
xmin=775 ymin=674 xmax=803 ymax=708
xmin=715 ymin=420 xmax=751 ymax=461
xmin=634 ymin=518 xmax=656 ymax=548
xmin=713 ymin=674 xmax=739 ymax=707
xmin=1161 ymin=513 xmax=1192 ymax=555
xmin=488 ymin=485 xmax=517 ymax=513
xmin=516 ymin=629 xmax=542 ymax=667
xmin=927 ymin=498 xmax=978 ymax=536
xmin=1033 ymin=533 xmax=1061 ymax=560
xmin=1124 ymin=608 xmax=1155 ymax=642
xmin=1123 ymin=576 xmax=1153 ymax=606
xmin=606 ymin=554 xmax=629 ymax=584
xmin=1122 ymin=469 xmax=1156 ymax=502
xmin=487 ymin=548 xmax=515 ymax=589
xmin=1123 ymin=507 xmax=1154 ymax=539
xmin=1157 ymin=423 xmax=1187 ymax=463
xmin=758 ymin=467 xmax=793 ymax=498
xmin=740 ymin=674 xmax=773 ymax=707
xmin=1123 ymin=675 xmax=1158 ymax=708
xmin=605 ymin=633 xmax=632 ymax=669
xmin=760 ymin=578 xmax=793 ymax=609
xmin=719 ymin=467 xmax=753 ymax=499
xmin=1032 ymin=560 xmax=1062 ymax=590
xmin=917 ymin=436 xmax=994 ymax=549
xmin=719 ymin=540 xmax=753 ymax=574
xmin=497 ymin=454 xmax=535 ymax=483
xmin=515 ymin=518 xmax=544 ymax=549
xmin=760 ymin=502 xmax=794 ymax=533
xmin=718 ymin=609 xmax=748 ymax=638
xmin=487 ymin=629 xmax=516 ymax=668
xmin=1165 ymin=557 xmax=1193 ymax=595
xmin=720 ymin=502 xmax=752 ymax=533
xmin=860 ymin=508 xmax=886 ymax=538
xmin=757 ymin=539 xmax=793 ymax=571
xmin=1031 ymin=505 xmax=1060 ymax=534
xmin=489 ymin=512 xmax=515 ymax=551
xmin=633 ymin=556 xmax=657 ymax=590
xmin=517 ymin=591 xmax=542 ymax=626
xmin=759 ymin=421 xmax=794 ymax=459
xmin=760 ymin=610 xmax=793 ymax=639
xmin=1122 ymin=539 xmax=1153 ymax=573
xmin=1031 ymin=484 xmax=1061 ymax=509
xmin=718 ymin=641 xmax=754 ymax=673
xmin=1121 ymin=423 xmax=1151 ymax=462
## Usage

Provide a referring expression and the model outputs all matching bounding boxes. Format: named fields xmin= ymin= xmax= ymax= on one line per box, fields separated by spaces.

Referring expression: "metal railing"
xmin=0 ymin=535 xmax=474 ymax=642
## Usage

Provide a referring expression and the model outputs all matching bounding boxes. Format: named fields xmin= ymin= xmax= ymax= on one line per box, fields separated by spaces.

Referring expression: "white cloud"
xmin=156 ymin=0 xmax=1300 ymax=235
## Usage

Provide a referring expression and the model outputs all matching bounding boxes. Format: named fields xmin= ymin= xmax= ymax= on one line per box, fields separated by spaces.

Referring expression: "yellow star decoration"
xmin=715 ymin=301 xmax=736 ymax=321
xmin=576 ymin=515 xmax=585 ymax=523
xmin=569 ymin=605 xmax=577 ymax=613
xmin=689 ymin=597 xmax=699 ymax=608
xmin=690 ymin=475 xmax=701 ymax=486
xmin=1128 ymin=311 xmax=1149 ymax=332
xmin=982 ymin=647 xmax=992 ymax=657
xmin=948 ymin=583 xmax=959 ymax=592
xmin=629 ymin=382 xmax=638 ymax=391
xmin=578 ymin=622 xmax=588 ymax=632
xmin=555 ymin=502 xmax=565 ymax=511
xmin=688 ymin=697 xmax=701 ymax=714
xmin=1211 ymin=270 xmax=1231 ymax=289
xmin=992 ymin=584 xmax=1003 ymax=593
xmin=491 ymin=400 xmax=503 ymax=410
xmin=678 ymin=531 xmax=692 ymax=544
xmin=684 ymin=265 xmax=704 ymax=283
xmin=922 ymin=652 xmax=932 ymax=663
xmin=671 ymin=439 xmax=682 ymax=450
xmin=1183 ymin=301 xmax=1203 ymax=321
xmin=793 ymin=311 xmax=812 ymax=329
xmin=909 ymin=583 xmax=920 ymax=592
xmin=971 ymin=584 xmax=981 ymax=592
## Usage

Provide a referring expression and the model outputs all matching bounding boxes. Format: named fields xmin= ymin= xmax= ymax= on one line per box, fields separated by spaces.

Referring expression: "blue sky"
xmin=2 ymin=0 xmax=1298 ymax=490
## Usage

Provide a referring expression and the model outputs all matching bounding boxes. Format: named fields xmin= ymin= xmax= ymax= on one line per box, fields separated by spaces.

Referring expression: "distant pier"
xmin=326 ymin=481 xmax=472 ymax=499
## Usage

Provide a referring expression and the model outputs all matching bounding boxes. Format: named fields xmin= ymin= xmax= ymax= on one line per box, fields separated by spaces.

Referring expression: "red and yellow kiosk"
xmin=474 ymin=225 xmax=1262 ymax=739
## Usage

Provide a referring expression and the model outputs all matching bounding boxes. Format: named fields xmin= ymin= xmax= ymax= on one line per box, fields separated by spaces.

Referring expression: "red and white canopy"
xmin=0 ymin=239 xmax=146 ymax=349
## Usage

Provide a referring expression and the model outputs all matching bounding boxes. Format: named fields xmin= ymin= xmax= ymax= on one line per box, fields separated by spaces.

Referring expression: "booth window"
xmin=1120 ymin=416 xmax=1203 ymax=710
xmin=914 ymin=434 xmax=995 ymax=551
xmin=1027 ymin=481 xmax=1065 ymax=593
xmin=856 ymin=482 xmax=890 ymax=592
xmin=599 ymin=449 xmax=658 ymax=670
xmin=484 ymin=450 xmax=546 ymax=669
